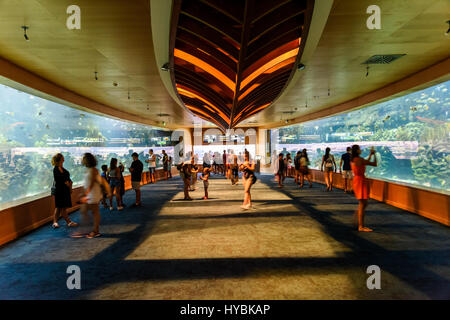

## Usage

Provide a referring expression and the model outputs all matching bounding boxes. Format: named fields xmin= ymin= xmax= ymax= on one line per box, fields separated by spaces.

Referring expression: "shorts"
xmin=342 ymin=170 xmax=353 ymax=179
xmin=203 ymin=180 xmax=209 ymax=188
xmin=163 ymin=164 xmax=169 ymax=171
xmin=232 ymin=168 xmax=238 ymax=178
xmin=149 ymin=167 xmax=155 ymax=173
xmin=299 ymin=166 xmax=309 ymax=174
xmin=325 ymin=166 xmax=334 ymax=172
xmin=132 ymin=181 xmax=141 ymax=190
xmin=109 ymin=178 xmax=120 ymax=188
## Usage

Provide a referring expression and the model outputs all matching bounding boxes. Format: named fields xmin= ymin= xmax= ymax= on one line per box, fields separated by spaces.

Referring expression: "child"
xmin=100 ymin=164 xmax=109 ymax=208
xmin=199 ymin=167 xmax=211 ymax=199
xmin=180 ymin=162 xmax=192 ymax=200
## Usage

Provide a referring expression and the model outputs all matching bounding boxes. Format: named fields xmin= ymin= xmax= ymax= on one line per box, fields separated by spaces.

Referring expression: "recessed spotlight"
xmin=161 ymin=63 xmax=170 ymax=71
xmin=297 ymin=63 xmax=305 ymax=71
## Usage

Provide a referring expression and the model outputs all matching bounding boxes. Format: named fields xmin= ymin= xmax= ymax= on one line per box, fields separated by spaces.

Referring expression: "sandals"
xmin=67 ymin=221 xmax=78 ymax=227
xmin=52 ymin=222 xmax=60 ymax=229
xmin=86 ymin=232 xmax=101 ymax=239
xmin=70 ymin=232 xmax=87 ymax=238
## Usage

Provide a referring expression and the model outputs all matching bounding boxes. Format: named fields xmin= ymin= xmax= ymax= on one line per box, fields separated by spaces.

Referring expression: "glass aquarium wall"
xmin=0 ymin=83 xmax=174 ymax=207
xmin=274 ymin=80 xmax=449 ymax=193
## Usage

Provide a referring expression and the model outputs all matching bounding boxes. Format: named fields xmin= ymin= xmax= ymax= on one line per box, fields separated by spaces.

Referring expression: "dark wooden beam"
xmin=178 ymin=15 xmax=240 ymax=59
xmin=229 ymin=0 xmax=254 ymax=128
xmin=199 ymin=0 xmax=244 ymax=24
xmin=176 ymin=31 xmax=237 ymax=71
xmin=181 ymin=4 xmax=242 ymax=43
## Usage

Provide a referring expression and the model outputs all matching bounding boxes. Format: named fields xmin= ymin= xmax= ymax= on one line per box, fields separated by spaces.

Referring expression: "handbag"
xmin=51 ymin=180 xmax=57 ymax=196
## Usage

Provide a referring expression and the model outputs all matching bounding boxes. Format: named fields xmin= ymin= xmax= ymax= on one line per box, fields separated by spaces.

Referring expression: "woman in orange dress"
xmin=351 ymin=145 xmax=377 ymax=232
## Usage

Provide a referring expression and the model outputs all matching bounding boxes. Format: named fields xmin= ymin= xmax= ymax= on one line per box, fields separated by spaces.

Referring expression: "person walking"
xmin=277 ymin=153 xmax=285 ymax=187
xmin=107 ymin=158 xmax=123 ymax=211
xmin=129 ymin=152 xmax=143 ymax=207
xmin=239 ymin=153 xmax=257 ymax=210
xmin=351 ymin=145 xmax=377 ymax=232
xmin=299 ymin=149 xmax=313 ymax=188
xmin=51 ymin=153 xmax=78 ymax=229
xmin=145 ymin=149 xmax=156 ymax=183
xmin=321 ymin=147 xmax=336 ymax=191
xmin=340 ymin=147 xmax=353 ymax=193
xmin=73 ymin=153 xmax=103 ymax=239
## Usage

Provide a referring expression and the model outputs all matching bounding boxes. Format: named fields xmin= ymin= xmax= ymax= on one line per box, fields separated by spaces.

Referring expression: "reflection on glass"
xmin=0 ymin=83 xmax=174 ymax=206
xmin=274 ymin=80 xmax=449 ymax=193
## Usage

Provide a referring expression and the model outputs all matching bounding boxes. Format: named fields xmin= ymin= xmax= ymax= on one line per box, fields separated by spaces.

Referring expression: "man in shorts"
xmin=129 ymin=152 xmax=143 ymax=206
xmin=340 ymin=147 xmax=353 ymax=193
xmin=145 ymin=149 xmax=156 ymax=183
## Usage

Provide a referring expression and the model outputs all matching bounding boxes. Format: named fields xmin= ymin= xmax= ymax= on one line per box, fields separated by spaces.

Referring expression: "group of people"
xmin=274 ymin=145 xmax=378 ymax=231
xmin=51 ymin=143 xmax=377 ymax=238
xmin=51 ymin=151 xmax=148 ymax=238
xmin=178 ymin=149 xmax=257 ymax=210
xmin=274 ymin=149 xmax=313 ymax=188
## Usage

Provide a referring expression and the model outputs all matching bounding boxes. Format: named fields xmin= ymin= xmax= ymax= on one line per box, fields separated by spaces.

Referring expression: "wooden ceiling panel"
xmin=170 ymin=0 xmax=314 ymax=131
xmin=0 ymin=0 xmax=448 ymax=131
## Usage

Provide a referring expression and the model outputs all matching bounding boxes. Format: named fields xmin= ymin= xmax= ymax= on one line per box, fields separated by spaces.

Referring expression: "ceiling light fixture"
xmin=161 ymin=63 xmax=170 ymax=71
xmin=94 ymin=71 xmax=98 ymax=80
xmin=297 ymin=63 xmax=305 ymax=71
xmin=365 ymin=63 xmax=370 ymax=77
xmin=21 ymin=26 xmax=29 ymax=41
xmin=446 ymin=20 xmax=450 ymax=35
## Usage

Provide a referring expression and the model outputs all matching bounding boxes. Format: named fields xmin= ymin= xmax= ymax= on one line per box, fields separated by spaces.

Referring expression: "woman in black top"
xmin=239 ymin=153 xmax=257 ymax=210
xmin=52 ymin=153 xmax=78 ymax=229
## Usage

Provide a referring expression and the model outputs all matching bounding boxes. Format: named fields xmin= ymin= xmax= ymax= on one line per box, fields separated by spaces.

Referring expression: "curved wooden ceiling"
xmin=169 ymin=0 xmax=314 ymax=131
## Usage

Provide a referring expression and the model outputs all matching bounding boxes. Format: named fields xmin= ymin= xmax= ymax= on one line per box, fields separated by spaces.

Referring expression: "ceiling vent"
xmin=362 ymin=54 xmax=406 ymax=64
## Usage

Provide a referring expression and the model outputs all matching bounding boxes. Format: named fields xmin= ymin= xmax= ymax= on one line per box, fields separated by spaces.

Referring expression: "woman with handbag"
xmin=51 ymin=153 xmax=78 ymax=229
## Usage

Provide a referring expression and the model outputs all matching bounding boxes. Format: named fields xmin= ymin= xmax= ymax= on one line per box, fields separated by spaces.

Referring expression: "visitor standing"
xmin=294 ymin=151 xmax=302 ymax=184
xmin=299 ymin=149 xmax=312 ymax=188
xmin=240 ymin=153 xmax=257 ymax=210
xmin=168 ymin=155 xmax=173 ymax=178
xmin=340 ymin=147 xmax=353 ymax=193
xmin=162 ymin=150 xmax=169 ymax=180
xmin=129 ymin=152 xmax=143 ymax=207
xmin=100 ymin=164 xmax=109 ymax=208
xmin=51 ymin=153 xmax=78 ymax=229
xmin=351 ymin=145 xmax=377 ymax=232
xmin=277 ymin=153 xmax=285 ymax=187
xmin=107 ymin=158 xmax=123 ymax=211
xmin=321 ymin=147 xmax=336 ymax=191
xmin=145 ymin=149 xmax=156 ymax=183
xmin=230 ymin=154 xmax=239 ymax=185
xmin=199 ymin=167 xmax=211 ymax=199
